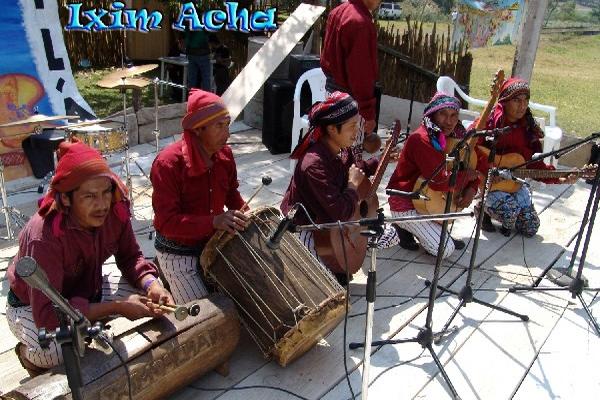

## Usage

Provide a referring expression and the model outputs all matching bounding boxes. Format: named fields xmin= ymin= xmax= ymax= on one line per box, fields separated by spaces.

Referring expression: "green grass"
xmin=74 ymin=68 xmax=175 ymax=118
xmin=469 ymin=33 xmax=600 ymax=137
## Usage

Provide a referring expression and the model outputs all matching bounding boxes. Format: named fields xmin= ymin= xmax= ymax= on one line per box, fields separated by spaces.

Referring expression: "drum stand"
xmin=0 ymin=160 xmax=29 ymax=240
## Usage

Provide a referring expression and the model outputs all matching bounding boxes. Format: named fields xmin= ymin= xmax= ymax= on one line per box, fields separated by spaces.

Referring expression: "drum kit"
xmin=0 ymin=63 xmax=186 ymax=239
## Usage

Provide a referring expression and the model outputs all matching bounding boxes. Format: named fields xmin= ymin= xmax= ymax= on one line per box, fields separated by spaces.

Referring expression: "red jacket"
xmin=472 ymin=108 xmax=557 ymax=183
xmin=151 ymin=138 xmax=245 ymax=247
xmin=387 ymin=125 xmax=479 ymax=212
xmin=321 ymin=0 xmax=378 ymax=121
xmin=8 ymin=212 xmax=157 ymax=329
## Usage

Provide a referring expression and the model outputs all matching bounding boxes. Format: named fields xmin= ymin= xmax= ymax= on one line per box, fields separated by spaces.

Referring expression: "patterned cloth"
xmin=290 ymin=91 xmax=358 ymax=160
xmin=423 ymin=92 xmax=462 ymax=118
xmin=498 ymin=77 xmax=530 ymax=103
xmin=484 ymin=185 xmax=540 ymax=237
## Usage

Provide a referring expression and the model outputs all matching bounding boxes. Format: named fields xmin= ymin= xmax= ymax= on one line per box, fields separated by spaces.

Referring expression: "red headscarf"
xmin=38 ymin=139 xmax=129 ymax=236
xmin=180 ymin=89 xmax=230 ymax=175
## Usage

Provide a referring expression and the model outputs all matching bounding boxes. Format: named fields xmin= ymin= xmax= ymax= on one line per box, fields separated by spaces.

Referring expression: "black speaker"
xmin=263 ymin=78 xmax=314 ymax=155
xmin=262 ymin=79 xmax=295 ymax=154
xmin=289 ymin=54 xmax=321 ymax=84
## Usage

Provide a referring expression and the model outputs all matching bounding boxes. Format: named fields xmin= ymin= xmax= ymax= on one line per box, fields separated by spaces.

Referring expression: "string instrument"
xmin=314 ymin=120 xmax=402 ymax=274
xmin=477 ymin=146 xmax=597 ymax=193
xmin=413 ymin=70 xmax=505 ymax=216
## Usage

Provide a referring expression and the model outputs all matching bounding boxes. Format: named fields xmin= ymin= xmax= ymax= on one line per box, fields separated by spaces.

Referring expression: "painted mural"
xmin=0 ymin=0 xmax=93 ymax=181
xmin=451 ymin=0 xmax=525 ymax=49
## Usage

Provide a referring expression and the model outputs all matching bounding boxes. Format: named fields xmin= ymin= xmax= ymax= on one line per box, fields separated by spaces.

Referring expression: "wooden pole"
xmin=511 ymin=0 xmax=549 ymax=81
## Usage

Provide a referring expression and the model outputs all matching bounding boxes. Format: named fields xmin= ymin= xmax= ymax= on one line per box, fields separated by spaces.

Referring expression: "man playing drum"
xmin=6 ymin=140 xmax=173 ymax=375
xmin=151 ymin=89 xmax=249 ymax=304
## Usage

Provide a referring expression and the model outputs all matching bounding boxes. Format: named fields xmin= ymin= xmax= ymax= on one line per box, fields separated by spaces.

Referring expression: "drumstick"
xmin=241 ymin=175 xmax=272 ymax=211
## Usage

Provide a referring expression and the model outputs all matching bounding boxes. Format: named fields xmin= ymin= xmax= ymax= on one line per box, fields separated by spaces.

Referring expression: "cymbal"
xmin=97 ymin=76 xmax=151 ymax=89
xmin=56 ymin=119 xmax=111 ymax=129
xmin=0 ymin=114 xmax=79 ymax=128
xmin=102 ymin=64 xmax=158 ymax=81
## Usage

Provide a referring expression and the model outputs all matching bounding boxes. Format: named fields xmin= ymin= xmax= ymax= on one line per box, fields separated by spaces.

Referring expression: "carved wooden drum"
xmin=200 ymin=206 xmax=346 ymax=366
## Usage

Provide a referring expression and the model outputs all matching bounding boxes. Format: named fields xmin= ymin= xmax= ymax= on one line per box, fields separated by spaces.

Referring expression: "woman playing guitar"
xmin=280 ymin=92 xmax=379 ymax=285
xmin=473 ymin=77 xmax=579 ymax=237
xmin=384 ymin=92 xmax=481 ymax=259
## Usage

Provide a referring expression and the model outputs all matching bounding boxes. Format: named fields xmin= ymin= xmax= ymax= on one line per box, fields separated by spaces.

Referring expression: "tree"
xmin=432 ymin=0 xmax=455 ymax=14
xmin=592 ymin=1 xmax=600 ymax=21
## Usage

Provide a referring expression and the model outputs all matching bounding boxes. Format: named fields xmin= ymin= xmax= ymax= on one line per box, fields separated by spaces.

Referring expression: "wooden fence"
xmin=377 ymin=18 xmax=472 ymax=103
xmin=58 ymin=0 xmax=125 ymax=68
xmin=57 ymin=1 xmax=472 ymax=103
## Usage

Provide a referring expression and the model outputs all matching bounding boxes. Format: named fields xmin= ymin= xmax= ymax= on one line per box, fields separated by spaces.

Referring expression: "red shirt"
xmin=387 ymin=125 xmax=479 ymax=212
xmin=281 ymin=141 xmax=378 ymax=225
xmin=8 ymin=211 xmax=157 ymax=329
xmin=472 ymin=111 xmax=557 ymax=183
xmin=321 ymin=0 xmax=378 ymax=121
xmin=151 ymin=138 xmax=245 ymax=247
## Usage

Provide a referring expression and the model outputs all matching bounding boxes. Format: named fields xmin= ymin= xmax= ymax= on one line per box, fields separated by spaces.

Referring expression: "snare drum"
xmin=66 ymin=122 xmax=127 ymax=154
xmin=200 ymin=206 xmax=346 ymax=366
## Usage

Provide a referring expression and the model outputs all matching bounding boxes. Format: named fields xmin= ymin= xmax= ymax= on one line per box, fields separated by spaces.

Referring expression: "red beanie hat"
xmin=181 ymin=88 xmax=229 ymax=130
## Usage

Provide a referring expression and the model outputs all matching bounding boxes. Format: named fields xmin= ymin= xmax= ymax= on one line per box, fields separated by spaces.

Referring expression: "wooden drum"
xmin=200 ymin=206 xmax=347 ymax=367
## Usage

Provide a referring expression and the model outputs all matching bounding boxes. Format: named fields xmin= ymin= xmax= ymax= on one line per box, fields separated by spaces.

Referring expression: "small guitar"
xmin=477 ymin=146 xmax=597 ymax=193
xmin=413 ymin=70 xmax=505 ymax=217
xmin=314 ymin=120 xmax=402 ymax=274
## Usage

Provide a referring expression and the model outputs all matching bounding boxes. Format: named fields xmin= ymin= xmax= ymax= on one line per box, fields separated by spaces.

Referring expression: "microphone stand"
xmin=345 ymin=135 xmax=475 ymax=400
xmin=16 ymin=257 xmax=106 ymax=399
xmin=292 ymin=208 xmax=472 ymax=400
xmin=503 ymin=132 xmax=600 ymax=287
xmin=428 ymin=130 xmax=529 ymax=345
xmin=510 ymin=155 xmax=600 ymax=336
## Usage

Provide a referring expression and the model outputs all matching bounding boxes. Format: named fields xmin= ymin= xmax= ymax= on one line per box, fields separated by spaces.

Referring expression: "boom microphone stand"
xmin=510 ymin=146 xmax=600 ymax=336
xmin=15 ymin=257 xmax=107 ymax=400
xmin=428 ymin=129 xmax=529 ymax=342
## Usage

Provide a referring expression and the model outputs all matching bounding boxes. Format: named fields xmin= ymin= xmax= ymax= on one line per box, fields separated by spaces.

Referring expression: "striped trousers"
xmin=155 ymin=251 xmax=209 ymax=304
xmin=6 ymin=269 xmax=141 ymax=369
xmin=387 ymin=210 xmax=455 ymax=259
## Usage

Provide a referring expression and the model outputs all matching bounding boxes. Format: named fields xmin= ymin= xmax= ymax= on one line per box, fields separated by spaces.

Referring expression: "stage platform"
xmin=0 ymin=123 xmax=598 ymax=400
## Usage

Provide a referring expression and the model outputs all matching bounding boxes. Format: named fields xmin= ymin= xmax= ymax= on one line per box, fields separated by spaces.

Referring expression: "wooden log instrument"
xmin=413 ymin=70 xmax=505 ymax=216
xmin=4 ymin=295 xmax=239 ymax=400
xmin=314 ymin=120 xmax=402 ymax=274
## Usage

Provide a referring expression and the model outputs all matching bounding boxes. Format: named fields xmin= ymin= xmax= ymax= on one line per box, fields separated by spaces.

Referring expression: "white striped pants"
xmin=5 ymin=269 xmax=141 ymax=369
xmin=154 ymin=251 xmax=209 ymax=304
xmin=391 ymin=210 xmax=455 ymax=259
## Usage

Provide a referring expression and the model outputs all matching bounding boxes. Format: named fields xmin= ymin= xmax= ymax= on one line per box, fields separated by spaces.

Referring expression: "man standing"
xmin=321 ymin=0 xmax=383 ymax=153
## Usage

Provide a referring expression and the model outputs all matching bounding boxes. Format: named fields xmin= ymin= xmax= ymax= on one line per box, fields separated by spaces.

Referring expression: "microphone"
xmin=266 ymin=208 xmax=297 ymax=250
xmin=494 ymin=169 xmax=528 ymax=186
xmin=468 ymin=126 xmax=512 ymax=138
xmin=15 ymin=256 xmax=84 ymax=323
xmin=386 ymin=188 xmax=430 ymax=201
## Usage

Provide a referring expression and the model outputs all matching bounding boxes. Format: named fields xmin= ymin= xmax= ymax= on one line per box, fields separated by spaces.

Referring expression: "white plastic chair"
xmin=290 ymin=68 xmax=327 ymax=171
xmin=436 ymin=76 xmax=562 ymax=166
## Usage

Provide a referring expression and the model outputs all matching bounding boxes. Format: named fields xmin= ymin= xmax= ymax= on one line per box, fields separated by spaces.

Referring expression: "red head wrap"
xmin=38 ymin=139 xmax=129 ymax=235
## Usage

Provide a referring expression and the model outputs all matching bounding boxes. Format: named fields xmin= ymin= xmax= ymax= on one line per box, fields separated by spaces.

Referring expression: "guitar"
xmin=314 ymin=120 xmax=402 ymax=274
xmin=477 ymin=146 xmax=597 ymax=193
xmin=413 ymin=70 xmax=505 ymax=216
